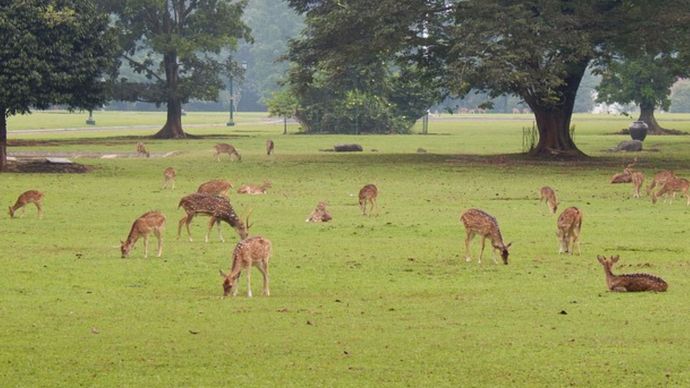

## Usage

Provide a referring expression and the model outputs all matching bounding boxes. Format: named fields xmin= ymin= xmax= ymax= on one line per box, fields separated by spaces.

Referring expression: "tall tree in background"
xmin=103 ymin=0 xmax=251 ymax=138
xmin=595 ymin=53 xmax=688 ymax=134
xmin=0 ymin=0 xmax=114 ymax=171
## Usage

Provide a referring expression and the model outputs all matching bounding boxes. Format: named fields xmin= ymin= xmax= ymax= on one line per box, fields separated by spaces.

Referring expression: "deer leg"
xmin=464 ymin=232 xmax=474 ymax=262
xmin=143 ymin=235 xmax=149 ymax=258
xmin=35 ymin=202 xmax=43 ymax=219
xmin=256 ymin=261 xmax=270 ymax=296
xmin=216 ymin=219 xmax=224 ymax=242
xmin=155 ymin=229 xmax=163 ymax=257
xmin=478 ymin=236 xmax=486 ymax=264
xmin=205 ymin=217 xmax=216 ymax=243
xmin=171 ymin=179 xmax=175 ymax=190
xmin=246 ymin=267 xmax=253 ymax=297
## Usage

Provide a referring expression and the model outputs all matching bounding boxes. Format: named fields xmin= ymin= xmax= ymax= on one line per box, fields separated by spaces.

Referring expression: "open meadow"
xmin=2 ymin=111 xmax=690 ymax=386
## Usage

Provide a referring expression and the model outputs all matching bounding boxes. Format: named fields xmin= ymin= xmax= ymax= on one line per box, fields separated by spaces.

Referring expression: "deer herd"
xmin=7 ymin=144 xmax=672 ymax=295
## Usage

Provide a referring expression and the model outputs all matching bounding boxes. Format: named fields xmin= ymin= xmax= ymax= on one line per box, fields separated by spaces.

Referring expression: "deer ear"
xmin=611 ymin=255 xmax=620 ymax=263
xmin=597 ymin=255 xmax=605 ymax=264
xmin=120 ymin=240 xmax=125 ymax=245
xmin=219 ymin=269 xmax=226 ymax=277
xmin=505 ymin=242 xmax=512 ymax=249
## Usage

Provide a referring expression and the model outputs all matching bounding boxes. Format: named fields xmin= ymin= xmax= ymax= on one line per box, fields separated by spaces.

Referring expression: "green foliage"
xmin=670 ymin=80 xmax=690 ymax=113
xmin=266 ymin=88 xmax=298 ymax=118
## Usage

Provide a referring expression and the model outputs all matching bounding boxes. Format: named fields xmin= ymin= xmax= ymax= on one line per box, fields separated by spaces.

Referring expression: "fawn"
xmin=651 ymin=177 xmax=690 ymax=205
xmin=197 ymin=179 xmax=233 ymax=196
xmin=120 ymin=211 xmax=166 ymax=258
xmin=162 ymin=167 xmax=176 ymax=190
xmin=214 ymin=143 xmax=241 ymax=161
xmin=266 ymin=139 xmax=275 ymax=155
xmin=597 ymin=255 xmax=668 ymax=292
xmin=460 ymin=208 xmax=512 ymax=264
xmin=136 ymin=142 xmax=150 ymax=158
xmin=219 ymin=236 xmax=272 ymax=297
xmin=177 ymin=193 xmax=249 ymax=242
xmin=237 ymin=181 xmax=272 ymax=195
xmin=306 ymin=201 xmax=333 ymax=223
xmin=646 ymin=170 xmax=675 ymax=195
xmin=556 ymin=207 xmax=583 ymax=255
xmin=8 ymin=190 xmax=45 ymax=219
xmin=539 ymin=186 xmax=558 ymax=214
xmin=630 ymin=171 xmax=644 ymax=198
xmin=358 ymin=184 xmax=378 ymax=216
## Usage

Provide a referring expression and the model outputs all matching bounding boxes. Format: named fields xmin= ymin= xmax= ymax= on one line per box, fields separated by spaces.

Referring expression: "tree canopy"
xmin=0 ymin=0 xmax=115 ymax=171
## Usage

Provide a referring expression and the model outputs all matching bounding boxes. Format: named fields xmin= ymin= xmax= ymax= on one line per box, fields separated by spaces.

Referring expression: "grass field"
xmin=2 ymin=111 xmax=690 ymax=386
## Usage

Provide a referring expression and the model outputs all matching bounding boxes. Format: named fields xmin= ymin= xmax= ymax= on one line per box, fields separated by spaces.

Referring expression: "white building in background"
xmin=590 ymin=91 xmax=637 ymax=114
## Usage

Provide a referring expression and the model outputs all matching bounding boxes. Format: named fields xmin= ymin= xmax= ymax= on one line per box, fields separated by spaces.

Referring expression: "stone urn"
xmin=629 ymin=121 xmax=648 ymax=141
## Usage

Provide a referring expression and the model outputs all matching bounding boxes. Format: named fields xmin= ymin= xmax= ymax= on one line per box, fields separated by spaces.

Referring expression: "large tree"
xmin=286 ymin=0 xmax=688 ymax=157
xmin=103 ymin=0 xmax=251 ymax=138
xmin=0 ymin=0 xmax=114 ymax=171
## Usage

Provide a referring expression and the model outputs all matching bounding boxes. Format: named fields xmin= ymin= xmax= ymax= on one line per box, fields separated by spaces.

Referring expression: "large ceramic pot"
xmin=629 ymin=121 xmax=648 ymax=141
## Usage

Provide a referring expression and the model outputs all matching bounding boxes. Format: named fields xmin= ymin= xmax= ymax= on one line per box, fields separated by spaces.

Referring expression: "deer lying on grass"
xmin=647 ymin=170 xmax=676 ymax=195
xmin=162 ymin=167 xmax=176 ymax=190
xmin=120 ymin=211 xmax=166 ymax=258
xmin=460 ymin=208 xmax=512 ymax=264
xmin=136 ymin=142 xmax=150 ymax=158
xmin=197 ymin=179 xmax=233 ymax=196
xmin=306 ymin=201 xmax=332 ymax=223
xmin=358 ymin=184 xmax=378 ymax=216
xmin=237 ymin=181 xmax=271 ymax=195
xmin=597 ymin=255 xmax=668 ymax=292
xmin=557 ymin=207 xmax=583 ymax=255
xmin=266 ymin=139 xmax=274 ymax=155
xmin=177 ymin=193 xmax=249 ymax=242
xmin=610 ymin=159 xmax=645 ymax=197
xmin=214 ymin=143 xmax=241 ymax=161
xmin=539 ymin=186 xmax=558 ymax=214
xmin=219 ymin=236 xmax=272 ymax=297
xmin=8 ymin=190 xmax=45 ymax=219
xmin=652 ymin=176 xmax=690 ymax=205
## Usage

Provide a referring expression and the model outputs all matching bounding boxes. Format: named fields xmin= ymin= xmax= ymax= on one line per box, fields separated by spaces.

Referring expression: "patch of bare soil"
xmin=4 ymin=160 xmax=92 ymax=173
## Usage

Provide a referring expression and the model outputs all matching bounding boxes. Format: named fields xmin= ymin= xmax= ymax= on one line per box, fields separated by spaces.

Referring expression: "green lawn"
xmin=2 ymin=112 xmax=690 ymax=386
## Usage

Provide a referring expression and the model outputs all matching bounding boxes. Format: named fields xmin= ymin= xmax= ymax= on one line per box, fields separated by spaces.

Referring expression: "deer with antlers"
xmin=161 ymin=167 xmax=176 ymax=190
xmin=597 ymin=255 xmax=667 ymax=292
xmin=197 ymin=179 xmax=233 ymax=196
xmin=120 ymin=211 xmax=166 ymax=258
xmin=214 ymin=143 xmax=241 ymax=161
xmin=219 ymin=236 xmax=272 ymax=297
xmin=460 ymin=208 xmax=512 ymax=264
xmin=266 ymin=139 xmax=274 ymax=155
xmin=539 ymin=186 xmax=559 ymax=214
xmin=8 ymin=190 xmax=44 ymax=219
xmin=358 ymin=184 xmax=378 ymax=216
xmin=136 ymin=142 xmax=150 ymax=158
xmin=237 ymin=181 xmax=271 ymax=195
xmin=646 ymin=170 xmax=676 ymax=195
xmin=177 ymin=193 xmax=249 ymax=243
xmin=306 ymin=201 xmax=332 ymax=223
xmin=557 ymin=207 xmax=583 ymax=255
xmin=651 ymin=176 xmax=690 ymax=205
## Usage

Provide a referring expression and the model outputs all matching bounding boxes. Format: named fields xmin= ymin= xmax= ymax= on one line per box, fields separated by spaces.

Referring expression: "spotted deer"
xmin=651 ymin=176 xmax=690 ymax=205
xmin=597 ymin=255 xmax=668 ymax=292
xmin=358 ymin=184 xmax=378 ymax=216
xmin=237 ymin=181 xmax=271 ymax=195
xmin=120 ymin=211 xmax=166 ymax=258
xmin=219 ymin=236 xmax=272 ymax=297
xmin=556 ymin=207 xmax=583 ymax=255
xmin=162 ymin=167 xmax=176 ymax=190
xmin=630 ymin=171 xmax=644 ymax=198
xmin=646 ymin=170 xmax=676 ymax=195
xmin=197 ymin=179 xmax=233 ymax=196
xmin=460 ymin=209 xmax=512 ymax=264
xmin=8 ymin=190 xmax=44 ymax=219
xmin=266 ymin=139 xmax=274 ymax=155
xmin=306 ymin=201 xmax=332 ymax=223
xmin=539 ymin=186 xmax=558 ymax=214
xmin=136 ymin=142 xmax=150 ymax=158
xmin=177 ymin=193 xmax=249 ymax=242
xmin=214 ymin=143 xmax=241 ymax=161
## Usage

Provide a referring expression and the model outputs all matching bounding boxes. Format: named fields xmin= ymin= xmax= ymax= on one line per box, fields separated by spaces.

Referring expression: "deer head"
xmin=496 ymin=242 xmax=512 ymax=264
xmin=8 ymin=206 xmax=15 ymax=218
xmin=120 ymin=240 xmax=131 ymax=258
xmin=219 ymin=269 xmax=239 ymax=296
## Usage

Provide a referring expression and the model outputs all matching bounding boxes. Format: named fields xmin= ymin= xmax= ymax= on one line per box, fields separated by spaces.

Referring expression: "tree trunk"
xmin=638 ymin=102 xmax=671 ymax=134
xmin=524 ymin=61 xmax=589 ymax=158
xmin=0 ymin=108 xmax=7 ymax=172
xmin=153 ymin=52 xmax=186 ymax=139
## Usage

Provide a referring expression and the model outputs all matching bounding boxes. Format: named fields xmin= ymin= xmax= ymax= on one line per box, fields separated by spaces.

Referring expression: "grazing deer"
xmin=197 ymin=179 xmax=233 ymax=196
xmin=646 ymin=170 xmax=676 ymax=195
xmin=8 ymin=190 xmax=44 ymax=219
xmin=120 ymin=211 xmax=166 ymax=258
xmin=214 ymin=143 xmax=241 ymax=161
xmin=597 ymin=255 xmax=668 ymax=292
xmin=651 ymin=177 xmax=690 ymax=205
xmin=306 ymin=201 xmax=332 ymax=223
xmin=177 ymin=193 xmax=249 ymax=243
xmin=460 ymin=208 xmax=512 ymax=264
xmin=556 ymin=207 xmax=583 ymax=255
xmin=358 ymin=184 xmax=378 ymax=216
xmin=162 ymin=167 xmax=176 ymax=190
xmin=219 ymin=236 xmax=272 ymax=297
xmin=539 ymin=186 xmax=558 ymax=214
xmin=136 ymin=142 xmax=150 ymax=158
xmin=266 ymin=139 xmax=274 ymax=155
xmin=237 ymin=181 xmax=272 ymax=195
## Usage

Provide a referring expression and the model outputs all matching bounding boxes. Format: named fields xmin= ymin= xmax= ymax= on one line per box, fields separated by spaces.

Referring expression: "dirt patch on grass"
xmin=4 ymin=160 xmax=93 ymax=173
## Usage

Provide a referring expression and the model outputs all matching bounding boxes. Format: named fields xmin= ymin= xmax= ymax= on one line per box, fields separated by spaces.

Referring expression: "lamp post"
xmin=227 ymin=61 xmax=247 ymax=126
